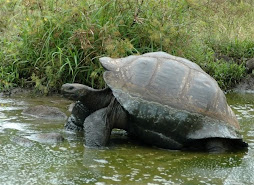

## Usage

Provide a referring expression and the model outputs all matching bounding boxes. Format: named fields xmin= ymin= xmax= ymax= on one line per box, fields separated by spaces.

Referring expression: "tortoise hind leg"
xmin=206 ymin=138 xmax=248 ymax=153
xmin=205 ymin=138 xmax=228 ymax=153
xmin=84 ymin=108 xmax=112 ymax=147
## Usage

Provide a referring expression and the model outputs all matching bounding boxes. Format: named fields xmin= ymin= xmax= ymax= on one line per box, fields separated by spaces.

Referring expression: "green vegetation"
xmin=1 ymin=0 xmax=254 ymax=93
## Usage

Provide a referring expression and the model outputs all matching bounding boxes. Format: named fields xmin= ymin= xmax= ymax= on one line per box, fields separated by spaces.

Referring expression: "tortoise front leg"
xmin=83 ymin=108 xmax=112 ymax=147
xmin=65 ymin=101 xmax=91 ymax=131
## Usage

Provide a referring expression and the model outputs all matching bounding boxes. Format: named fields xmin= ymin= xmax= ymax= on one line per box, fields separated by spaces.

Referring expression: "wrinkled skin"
xmin=65 ymin=101 xmax=90 ymax=131
xmin=61 ymin=83 xmax=248 ymax=153
xmin=61 ymin=83 xmax=112 ymax=131
xmin=61 ymin=84 xmax=127 ymax=147
xmin=61 ymin=52 xmax=248 ymax=153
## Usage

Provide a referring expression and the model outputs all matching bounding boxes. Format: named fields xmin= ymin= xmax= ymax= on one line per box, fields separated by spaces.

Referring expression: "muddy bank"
xmin=0 ymin=87 xmax=63 ymax=98
xmin=0 ymin=88 xmax=37 ymax=98
xmin=234 ymin=75 xmax=254 ymax=93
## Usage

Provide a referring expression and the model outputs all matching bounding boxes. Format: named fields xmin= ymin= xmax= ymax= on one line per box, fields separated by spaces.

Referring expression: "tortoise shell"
xmin=100 ymin=52 xmax=242 ymax=149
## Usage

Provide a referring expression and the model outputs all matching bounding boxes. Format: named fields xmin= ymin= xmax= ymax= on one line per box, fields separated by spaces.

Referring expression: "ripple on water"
xmin=223 ymin=157 xmax=254 ymax=185
xmin=0 ymin=106 xmax=26 ymax=111
xmin=0 ymin=112 xmax=6 ymax=119
xmin=0 ymin=98 xmax=14 ymax=104
xmin=102 ymin=174 xmax=121 ymax=182
xmin=247 ymin=130 xmax=254 ymax=137
xmin=231 ymin=104 xmax=254 ymax=120
xmin=1 ymin=93 xmax=254 ymax=184
xmin=93 ymin=159 xmax=109 ymax=164
xmin=0 ymin=98 xmax=27 ymax=111
xmin=153 ymin=175 xmax=175 ymax=184
xmin=0 ymin=98 xmax=28 ymax=105
xmin=1 ymin=122 xmax=25 ymax=131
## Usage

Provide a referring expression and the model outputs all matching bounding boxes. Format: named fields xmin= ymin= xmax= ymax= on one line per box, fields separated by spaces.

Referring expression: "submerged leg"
xmin=83 ymin=98 xmax=128 ymax=148
xmin=205 ymin=138 xmax=227 ymax=153
xmin=128 ymin=122 xmax=183 ymax=150
xmin=205 ymin=138 xmax=248 ymax=153
xmin=84 ymin=108 xmax=112 ymax=147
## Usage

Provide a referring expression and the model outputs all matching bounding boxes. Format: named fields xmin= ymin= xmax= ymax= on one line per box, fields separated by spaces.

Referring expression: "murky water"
xmin=0 ymin=93 xmax=253 ymax=185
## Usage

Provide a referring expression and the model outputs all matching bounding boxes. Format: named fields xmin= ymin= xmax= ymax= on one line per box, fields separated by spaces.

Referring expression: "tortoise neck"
xmin=81 ymin=87 xmax=113 ymax=112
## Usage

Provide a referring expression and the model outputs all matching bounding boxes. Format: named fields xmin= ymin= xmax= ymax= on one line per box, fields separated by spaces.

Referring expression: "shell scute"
xmin=100 ymin=52 xmax=243 ymax=143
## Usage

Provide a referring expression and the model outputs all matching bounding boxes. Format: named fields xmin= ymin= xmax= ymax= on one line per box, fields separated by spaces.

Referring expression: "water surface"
xmin=0 ymin=93 xmax=253 ymax=184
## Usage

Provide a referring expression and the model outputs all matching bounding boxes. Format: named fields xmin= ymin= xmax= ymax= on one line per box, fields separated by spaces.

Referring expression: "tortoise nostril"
xmin=68 ymin=86 xmax=74 ymax=90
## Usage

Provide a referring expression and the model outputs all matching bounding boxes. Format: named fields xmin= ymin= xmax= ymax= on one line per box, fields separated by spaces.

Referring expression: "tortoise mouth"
xmin=61 ymin=90 xmax=79 ymax=100
xmin=61 ymin=84 xmax=79 ymax=100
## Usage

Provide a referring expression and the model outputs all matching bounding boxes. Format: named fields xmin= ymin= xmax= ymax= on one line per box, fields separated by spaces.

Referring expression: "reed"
xmin=1 ymin=0 xmax=253 ymax=92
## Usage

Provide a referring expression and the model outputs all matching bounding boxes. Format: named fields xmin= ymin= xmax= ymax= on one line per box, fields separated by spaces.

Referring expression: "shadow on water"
xmin=0 ymin=93 xmax=254 ymax=184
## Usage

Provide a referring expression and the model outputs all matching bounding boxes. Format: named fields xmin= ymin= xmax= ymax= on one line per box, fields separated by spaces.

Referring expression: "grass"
xmin=1 ymin=0 xmax=254 ymax=93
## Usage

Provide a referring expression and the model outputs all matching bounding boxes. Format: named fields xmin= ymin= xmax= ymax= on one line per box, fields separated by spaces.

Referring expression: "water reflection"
xmin=232 ymin=104 xmax=254 ymax=120
xmin=0 ymin=94 xmax=253 ymax=184
xmin=81 ymin=145 xmax=249 ymax=184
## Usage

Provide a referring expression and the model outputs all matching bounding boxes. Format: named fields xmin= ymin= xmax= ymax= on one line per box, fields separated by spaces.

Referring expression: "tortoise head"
xmin=61 ymin=83 xmax=94 ymax=101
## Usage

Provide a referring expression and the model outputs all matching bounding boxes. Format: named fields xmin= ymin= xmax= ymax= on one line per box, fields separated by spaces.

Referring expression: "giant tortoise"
xmin=62 ymin=52 xmax=248 ymax=153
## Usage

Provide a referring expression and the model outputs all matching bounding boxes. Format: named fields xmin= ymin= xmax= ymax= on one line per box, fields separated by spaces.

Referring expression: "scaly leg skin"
xmin=84 ymin=108 xmax=112 ymax=148
xmin=83 ymin=98 xmax=128 ymax=148
xmin=65 ymin=101 xmax=91 ymax=131
xmin=65 ymin=115 xmax=83 ymax=131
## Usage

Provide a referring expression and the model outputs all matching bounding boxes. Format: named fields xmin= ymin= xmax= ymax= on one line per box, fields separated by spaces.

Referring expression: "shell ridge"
xmin=142 ymin=53 xmax=218 ymax=82
xmin=144 ymin=58 xmax=162 ymax=92
xmin=178 ymin=68 xmax=193 ymax=101
xmin=210 ymin=86 xmax=220 ymax=112
xmin=147 ymin=58 xmax=161 ymax=85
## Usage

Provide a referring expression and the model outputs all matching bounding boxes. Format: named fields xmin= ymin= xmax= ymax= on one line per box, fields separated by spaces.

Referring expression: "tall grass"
xmin=1 ymin=0 xmax=254 ymax=92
